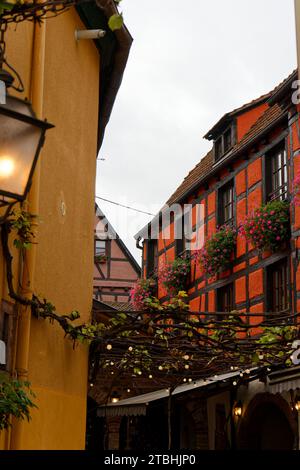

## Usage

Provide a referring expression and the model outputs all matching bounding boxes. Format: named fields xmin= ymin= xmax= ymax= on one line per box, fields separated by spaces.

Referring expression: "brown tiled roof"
xmin=268 ymin=69 xmax=297 ymax=105
xmin=204 ymin=70 xmax=296 ymax=141
xmin=136 ymin=71 xmax=294 ymax=236
xmin=231 ymin=103 xmax=286 ymax=154
xmin=204 ymin=91 xmax=272 ymax=140
xmin=166 ymin=103 xmax=286 ymax=206
xmin=98 ymin=300 xmax=135 ymax=312
xmin=167 ymin=150 xmax=213 ymax=206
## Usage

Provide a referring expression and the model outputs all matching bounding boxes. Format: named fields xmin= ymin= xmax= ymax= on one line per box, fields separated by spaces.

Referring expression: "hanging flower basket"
xmin=130 ymin=278 xmax=157 ymax=311
xmin=196 ymin=225 xmax=237 ymax=278
xmin=158 ymin=257 xmax=190 ymax=293
xmin=94 ymin=254 xmax=107 ymax=264
xmin=239 ymin=200 xmax=290 ymax=253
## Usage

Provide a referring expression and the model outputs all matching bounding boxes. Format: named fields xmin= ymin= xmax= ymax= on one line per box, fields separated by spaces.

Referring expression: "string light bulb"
xmin=106 ymin=344 xmax=112 ymax=351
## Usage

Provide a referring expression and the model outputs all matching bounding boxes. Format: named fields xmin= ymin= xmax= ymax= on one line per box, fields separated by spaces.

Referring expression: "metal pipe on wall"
xmin=9 ymin=19 xmax=46 ymax=450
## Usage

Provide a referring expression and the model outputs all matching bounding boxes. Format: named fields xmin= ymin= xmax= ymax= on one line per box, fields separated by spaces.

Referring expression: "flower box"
xmin=94 ymin=255 xmax=107 ymax=264
xmin=239 ymin=200 xmax=290 ymax=253
xmin=158 ymin=256 xmax=190 ymax=294
xmin=196 ymin=225 xmax=237 ymax=278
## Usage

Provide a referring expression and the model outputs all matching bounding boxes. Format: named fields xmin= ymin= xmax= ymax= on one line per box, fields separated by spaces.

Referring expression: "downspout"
xmin=9 ymin=20 xmax=45 ymax=450
xmin=295 ymin=0 xmax=300 ymax=80
xmin=295 ymin=2 xmax=300 ymax=450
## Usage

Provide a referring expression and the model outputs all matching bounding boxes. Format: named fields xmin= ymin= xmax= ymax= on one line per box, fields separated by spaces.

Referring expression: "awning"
xmin=98 ymin=405 xmax=147 ymax=418
xmin=267 ymin=366 xmax=300 ymax=394
xmin=97 ymin=369 xmax=258 ymax=418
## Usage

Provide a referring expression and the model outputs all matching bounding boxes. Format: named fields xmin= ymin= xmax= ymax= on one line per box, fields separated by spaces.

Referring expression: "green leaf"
xmin=108 ymin=13 xmax=123 ymax=31
xmin=252 ymin=353 xmax=260 ymax=364
xmin=0 ymin=2 xmax=15 ymax=11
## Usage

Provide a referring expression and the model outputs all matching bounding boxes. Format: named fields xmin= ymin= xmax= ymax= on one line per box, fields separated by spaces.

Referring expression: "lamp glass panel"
xmin=0 ymin=97 xmax=42 ymax=198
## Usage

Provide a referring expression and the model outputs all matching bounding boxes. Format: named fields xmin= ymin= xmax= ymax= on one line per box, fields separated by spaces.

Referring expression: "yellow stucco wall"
xmin=0 ymin=8 xmax=99 ymax=449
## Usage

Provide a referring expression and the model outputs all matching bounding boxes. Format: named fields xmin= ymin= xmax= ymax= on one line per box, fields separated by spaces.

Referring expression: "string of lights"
xmin=88 ymin=307 xmax=300 ymax=392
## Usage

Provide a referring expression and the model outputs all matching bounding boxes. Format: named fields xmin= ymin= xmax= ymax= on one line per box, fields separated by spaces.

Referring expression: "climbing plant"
xmin=0 ymin=378 xmax=36 ymax=430
xmin=0 ymin=209 xmax=300 ymax=419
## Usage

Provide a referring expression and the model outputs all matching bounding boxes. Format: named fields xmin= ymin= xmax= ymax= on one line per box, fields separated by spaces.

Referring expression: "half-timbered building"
xmin=93 ymin=205 xmax=140 ymax=304
xmin=110 ymin=70 xmax=300 ymax=450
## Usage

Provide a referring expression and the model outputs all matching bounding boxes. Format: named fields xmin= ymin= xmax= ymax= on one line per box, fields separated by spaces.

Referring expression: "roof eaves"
xmin=203 ymin=92 xmax=272 ymax=141
xmin=172 ymin=107 xmax=287 ymax=208
xmin=95 ymin=204 xmax=141 ymax=274
xmin=267 ymin=69 xmax=298 ymax=106
xmin=76 ymin=0 xmax=133 ymax=151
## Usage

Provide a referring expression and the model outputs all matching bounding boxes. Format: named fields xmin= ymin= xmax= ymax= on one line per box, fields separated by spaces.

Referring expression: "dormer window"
xmin=215 ymin=137 xmax=223 ymax=161
xmin=223 ymin=128 xmax=232 ymax=153
xmin=214 ymin=125 xmax=235 ymax=162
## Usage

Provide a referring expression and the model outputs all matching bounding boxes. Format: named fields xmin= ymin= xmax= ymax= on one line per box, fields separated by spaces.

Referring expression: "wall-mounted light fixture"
xmin=294 ymin=395 xmax=300 ymax=412
xmin=0 ymin=94 xmax=54 ymax=208
xmin=233 ymin=400 xmax=243 ymax=418
xmin=111 ymin=391 xmax=120 ymax=404
xmin=75 ymin=29 xmax=106 ymax=41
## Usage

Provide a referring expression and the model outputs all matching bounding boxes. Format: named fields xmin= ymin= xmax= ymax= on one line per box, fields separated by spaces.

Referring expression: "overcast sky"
xmin=96 ymin=0 xmax=297 ymax=264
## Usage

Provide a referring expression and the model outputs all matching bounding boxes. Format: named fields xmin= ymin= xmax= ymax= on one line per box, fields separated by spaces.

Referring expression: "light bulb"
xmin=106 ymin=344 xmax=112 ymax=350
xmin=0 ymin=156 xmax=15 ymax=178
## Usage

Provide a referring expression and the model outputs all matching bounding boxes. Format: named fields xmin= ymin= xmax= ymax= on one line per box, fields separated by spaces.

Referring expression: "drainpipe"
xmin=295 ymin=1 xmax=300 ymax=79
xmin=9 ymin=20 xmax=45 ymax=450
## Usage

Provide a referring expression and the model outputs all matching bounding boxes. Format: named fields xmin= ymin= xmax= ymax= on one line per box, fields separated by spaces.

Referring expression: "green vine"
xmin=1 ymin=210 xmax=300 ymax=396
xmin=0 ymin=378 xmax=37 ymax=430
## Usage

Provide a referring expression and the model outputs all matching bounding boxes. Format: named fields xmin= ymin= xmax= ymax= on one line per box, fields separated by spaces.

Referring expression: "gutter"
xmin=267 ymin=70 xmax=297 ymax=107
xmin=96 ymin=0 xmax=133 ymax=149
xmin=77 ymin=0 xmax=133 ymax=150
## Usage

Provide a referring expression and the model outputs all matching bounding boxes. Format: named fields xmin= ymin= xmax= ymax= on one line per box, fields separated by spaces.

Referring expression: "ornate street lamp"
xmin=0 ymin=93 xmax=54 ymax=207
